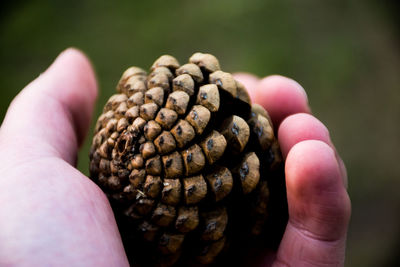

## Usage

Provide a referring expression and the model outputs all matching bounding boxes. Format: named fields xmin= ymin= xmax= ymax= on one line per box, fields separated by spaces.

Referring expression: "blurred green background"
xmin=1 ymin=0 xmax=399 ymax=266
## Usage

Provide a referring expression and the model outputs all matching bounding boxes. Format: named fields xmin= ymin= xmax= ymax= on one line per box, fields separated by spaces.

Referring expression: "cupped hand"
xmin=234 ymin=73 xmax=351 ymax=266
xmin=0 ymin=49 xmax=350 ymax=267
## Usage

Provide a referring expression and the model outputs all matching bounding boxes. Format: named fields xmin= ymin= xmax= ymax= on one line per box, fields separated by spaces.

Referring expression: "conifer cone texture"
xmin=89 ymin=53 xmax=283 ymax=266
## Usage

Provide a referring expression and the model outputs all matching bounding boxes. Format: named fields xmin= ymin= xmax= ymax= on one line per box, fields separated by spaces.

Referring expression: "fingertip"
xmin=256 ymin=75 xmax=310 ymax=127
xmin=42 ymin=47 xmax=98 ymax=145
xmin=286 ymin=140 xmax=339 ymax=193
xmin=278 ymin=113 xmax=331 ymax=159
xmin=278 ymin=113 xmax=348 ymax=186
xmin=233 ymin=72 xmax=259 ymax=102
xmin=46 ymin=47 xmax=98 ymax=100
xmin=285 ymin=140 xmax=351 ymax=239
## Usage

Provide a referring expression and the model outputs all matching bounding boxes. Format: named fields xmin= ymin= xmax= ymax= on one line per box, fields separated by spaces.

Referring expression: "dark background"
xmin=1 ymin=0 xmax=399 ymax=266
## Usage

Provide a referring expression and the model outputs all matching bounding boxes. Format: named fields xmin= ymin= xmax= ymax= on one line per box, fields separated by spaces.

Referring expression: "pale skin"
xmin=0 ymin=49 xmax=351 ymax=266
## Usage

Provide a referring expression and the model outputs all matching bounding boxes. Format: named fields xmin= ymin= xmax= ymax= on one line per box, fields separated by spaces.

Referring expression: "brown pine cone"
xmin=89 ymin=53 xmax=288 ymax=266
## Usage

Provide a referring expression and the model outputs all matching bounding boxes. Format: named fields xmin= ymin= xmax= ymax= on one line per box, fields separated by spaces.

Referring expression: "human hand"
xmin=0 ymin=49 xmax=129 ymax=266
xmin=233 ymin=73 xmax=351 ymax=266
xmin=0 ymin=49 xmax=350 ymax=266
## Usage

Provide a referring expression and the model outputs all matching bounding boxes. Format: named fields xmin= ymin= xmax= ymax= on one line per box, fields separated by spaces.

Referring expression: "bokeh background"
xmin=1 ymin=0 xmax=399 ymax=266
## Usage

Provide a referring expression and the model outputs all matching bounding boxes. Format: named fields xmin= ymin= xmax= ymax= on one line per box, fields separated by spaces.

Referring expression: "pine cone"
xmin=89 ymin=53 xmax=288 ymax=266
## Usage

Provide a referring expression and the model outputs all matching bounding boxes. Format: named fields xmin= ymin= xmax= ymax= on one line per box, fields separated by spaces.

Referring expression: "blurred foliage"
xmin=1 ymin=0 xmax=399 ymax=266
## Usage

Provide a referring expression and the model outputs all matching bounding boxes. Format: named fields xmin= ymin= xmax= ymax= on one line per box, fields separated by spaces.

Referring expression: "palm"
xmin=0 ymin=49 xmax=350 ymax=267
xmin=0 ymin=157 xmax=125 ymax=262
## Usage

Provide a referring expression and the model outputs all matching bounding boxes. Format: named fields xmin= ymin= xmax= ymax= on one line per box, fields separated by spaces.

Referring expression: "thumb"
xmin=0 ymin=48 xmax=97 ymax=165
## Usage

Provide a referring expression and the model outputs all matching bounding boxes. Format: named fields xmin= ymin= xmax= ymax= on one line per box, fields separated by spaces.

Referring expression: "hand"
xmin=234 ymin=73 xmax=351 ymax=266
xmin=0 ymin=49 xmax=129 ymax=266
xmin=0 ymin=49 xmax=350 ymax=266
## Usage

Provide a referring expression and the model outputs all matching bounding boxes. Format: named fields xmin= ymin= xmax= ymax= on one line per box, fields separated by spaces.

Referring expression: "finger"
xmin=255 ymin=75 xmax=310 ymax=128
xmin=234 ymin=74 xmax=310 ymax=129
xmin=278 ymin=113 xmax=348 ymax=187
xmin=274 ymin=140 xmax=351 ymax=266
xmin=233 ymin=72 xmax=260 ymax=102
xmin=0 ymin=48 xmax=97 ymax=165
